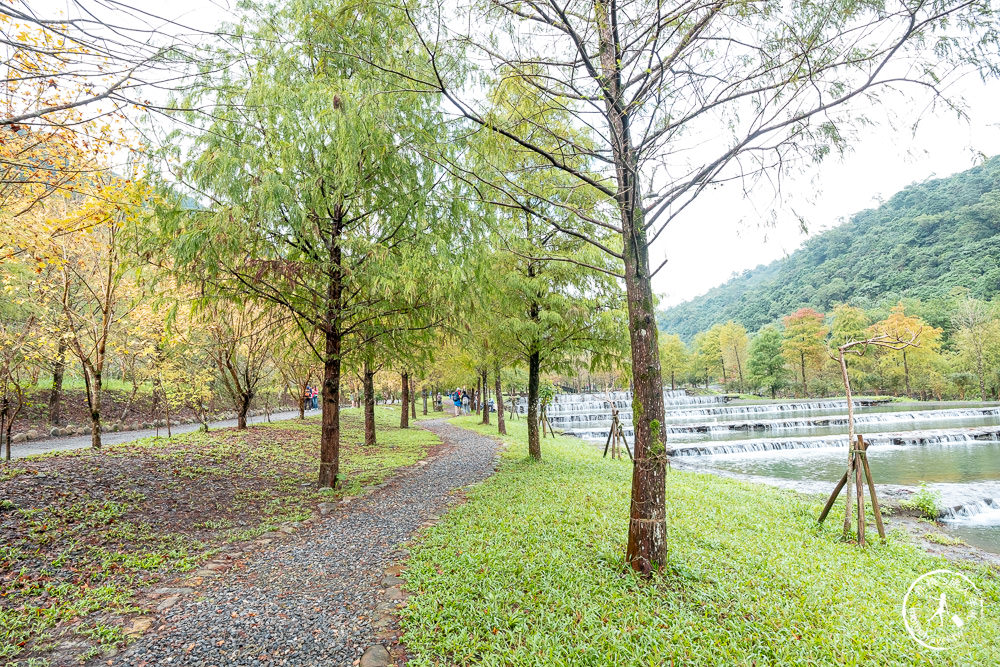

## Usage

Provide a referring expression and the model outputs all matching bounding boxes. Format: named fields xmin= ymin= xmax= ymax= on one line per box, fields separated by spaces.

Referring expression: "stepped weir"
xmin=513 ymin=389 xmax=1000 ymax=551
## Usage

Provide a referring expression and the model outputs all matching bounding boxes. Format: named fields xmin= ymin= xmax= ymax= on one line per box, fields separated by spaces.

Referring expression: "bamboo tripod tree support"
xmin=818 ymin=435 xmax=885 ymax=545
xmin=818 ymin=329 xmax=918 ymax=545
xmin=602 ymin=407 xmax=633 ymax=461
xmin=538 ymin=405 xmax=555 ymax=438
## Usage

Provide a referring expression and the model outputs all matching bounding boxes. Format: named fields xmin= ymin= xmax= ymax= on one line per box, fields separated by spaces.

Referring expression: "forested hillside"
xmin=658 ymin=157 xmax=1000 ymax=339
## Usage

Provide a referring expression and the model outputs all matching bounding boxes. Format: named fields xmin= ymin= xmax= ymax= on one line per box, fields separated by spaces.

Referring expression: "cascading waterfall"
xmin=666 ymin=426 xmax=1000 ymax=457
xmin=533 ymin=390 xmax=889 ymax=441
xmin=664 ymin=407 xmax=1000 ymax=435
xmin=516 ymin=388 xmax=1000 ymax=545
xmin=942 ymin=498 xmax=1000 ymax=523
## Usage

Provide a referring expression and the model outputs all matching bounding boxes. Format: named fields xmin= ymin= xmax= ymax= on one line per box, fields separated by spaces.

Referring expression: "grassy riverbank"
xmin=400 ymin=417 xmax=1000 ymax=665
xmin=0 ymin=408 xmax=436 ymax=665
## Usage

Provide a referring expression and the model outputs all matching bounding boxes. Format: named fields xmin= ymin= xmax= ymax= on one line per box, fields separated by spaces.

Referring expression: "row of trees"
xmin=660 ymin=295 xmax=1000 ymax=401
xmin=5 ymin=0 xmax=998 ymax=576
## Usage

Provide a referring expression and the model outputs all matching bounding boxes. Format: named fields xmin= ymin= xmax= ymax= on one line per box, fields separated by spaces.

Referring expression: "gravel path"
xmin=102 ymin=419 xmax=499 ymax=667
xmin=9 ymin=410 xmax=303 ymax=459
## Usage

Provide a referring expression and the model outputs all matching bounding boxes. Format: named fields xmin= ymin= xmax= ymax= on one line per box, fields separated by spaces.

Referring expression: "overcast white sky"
xmin=650 ymin=78 xmax=1000 ymax=308
xmin=36 ymin=0 xmax=1000 ymax=308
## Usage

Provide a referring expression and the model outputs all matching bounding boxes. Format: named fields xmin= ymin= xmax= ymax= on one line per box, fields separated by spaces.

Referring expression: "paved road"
xmin=101 ymin=418 xmax=500 ymax=667
xmin=8 ymin=410 xmax=307 ymax=459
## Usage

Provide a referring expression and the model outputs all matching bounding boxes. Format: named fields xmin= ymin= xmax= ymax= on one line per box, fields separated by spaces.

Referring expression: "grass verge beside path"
xmin=400 ymin=417 xmax=1000 ymax=665
xmin=0 ymin=407 xmax=436 ymax=665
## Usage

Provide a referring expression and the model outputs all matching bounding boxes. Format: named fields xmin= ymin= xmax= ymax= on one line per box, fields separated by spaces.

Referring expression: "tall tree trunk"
xmin=238 ymin=395 xmax=250 ymax=429
xmin=475 ymin=373 xmax=482 ymax=415
xmin=481 ymin=368 xmax=489 ymax=425
xmin=670 ymin=370 xmax=675 ymax=391
xmin=363 ymin=363 xmax=376 ymax=446
xmin=594 ymin=11 xmax=667 ymax=574
xmin=527 ymin=349 xmax=541 ymax=460
xmin=2 ymin=398 xmax=10 ymax=461
xmin=976 ymin=351 xmax=986 ymax=401
xmin=319 ymin=212 xmax=344 ymax=489
xmin=83 ymin=365 xmax=102 ymax=450
xmin=422 ymin=389 xmax=428 ymax=415
xmin=621 ymin=223 xmax=667 ymax=575
xmin=400 ymin=371 xmax=410 ymax=429
xmin=733 ymin=345 xmax=744 ymax=392
xmin=720 ymin=357 xmax=726 ymax=387
xmin=48 ymin=334 xmax=66 ymax=425
xmin=800 ymin=351 xmax=808 ymax=397
xmin=495 ymin=368 xmax=506 ymax=436
xmin=298 ymin=381 xmax=307 ymax=419
xmin=902 ymin=349 xmax=911 ymax=397
xmin=410 ymin=376 xmax=416 ymax=419
xmin=165 ymin=393 xmax=173 ymax=438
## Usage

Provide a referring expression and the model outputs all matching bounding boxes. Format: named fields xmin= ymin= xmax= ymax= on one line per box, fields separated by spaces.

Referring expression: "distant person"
xmin=304 ymin=385 xmax=312 ymax=412
xmin=453 ymin=389 xmax=462 ymax=416
xmin=461 ymin=391 xmax=470 ymax=415
xmin=311 ymin=386 xmax=319 ymax=410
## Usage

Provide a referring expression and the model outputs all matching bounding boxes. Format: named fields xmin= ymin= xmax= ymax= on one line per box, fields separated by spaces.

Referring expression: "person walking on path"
xmin=461 ymin=390 xmax=470 ymax=416
xmin=311 ymin=386 xmax=319 ymax=410
xmin=452 ymin=389 xmax=462 ymax=417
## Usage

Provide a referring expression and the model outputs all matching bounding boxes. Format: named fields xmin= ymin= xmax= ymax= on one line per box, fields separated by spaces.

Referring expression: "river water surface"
xmin=521 ymin=391 xmax=1000 ymax=553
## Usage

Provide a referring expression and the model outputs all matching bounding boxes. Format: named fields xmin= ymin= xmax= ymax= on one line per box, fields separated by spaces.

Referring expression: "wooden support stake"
xmin=854 ymin=435 xmax=867 ymax=546
xmin=860 ymin=439 xmax=886 ymax=539
xmin=842 ymin=452 xmax=855 ymax=538
xmin=611 ymin=415 xmax=618 ymax=459
xmin=621 ymin=421 xmax=633 ymax=461
xmin=603 ymin=417 xmax=614 ymax=458
xmin=818 ymin=470 xmax=850 ymax=523
xmin=819 ymin=433 xmax=885 ymax=545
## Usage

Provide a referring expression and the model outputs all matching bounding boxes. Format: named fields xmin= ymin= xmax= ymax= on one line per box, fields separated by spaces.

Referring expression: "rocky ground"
xmin=98 ymin=419 xmax=500 ymax=667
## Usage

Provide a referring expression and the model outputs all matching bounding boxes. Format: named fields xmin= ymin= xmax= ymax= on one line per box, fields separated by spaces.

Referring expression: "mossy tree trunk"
xmin=495 ymin=368 xmax=506 ymax=436
xmin=400 ymin=371 xmax=410 ymax=429
xmin=363 ymin=363 xmax=376 ymax=446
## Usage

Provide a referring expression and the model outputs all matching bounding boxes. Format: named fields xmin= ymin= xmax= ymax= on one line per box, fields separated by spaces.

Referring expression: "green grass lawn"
xmin=1 ymin=407 xmax=436 ymax=665
xmin=400 ymin=417 xmax=1000 ymax=665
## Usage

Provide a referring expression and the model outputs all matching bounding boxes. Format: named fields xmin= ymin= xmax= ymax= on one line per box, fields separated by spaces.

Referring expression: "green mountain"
xmin=657 ymin=156 xmax=1000 ymax=339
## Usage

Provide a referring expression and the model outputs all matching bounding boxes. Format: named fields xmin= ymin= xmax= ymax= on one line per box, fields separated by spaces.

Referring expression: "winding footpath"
xmin=99 ymin=419 xmax=500 ymax=667
xmin=9 ymin=410 xmax=303 ymax=459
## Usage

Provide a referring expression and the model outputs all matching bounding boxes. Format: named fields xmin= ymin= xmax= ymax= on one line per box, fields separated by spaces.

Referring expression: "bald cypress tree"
xmin=155 ymin=0 xmax=447 ymax=487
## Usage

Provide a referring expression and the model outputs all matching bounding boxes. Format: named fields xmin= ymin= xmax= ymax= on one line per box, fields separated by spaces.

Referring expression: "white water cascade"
xmin=942 ymin=498 xmax=1000 ymax=523
xmin=515 ymin=390 xmax=729 ymax=438
xmin=666 ymin=426 xmax=1000 ymax=457
xmin=511 ymin=389 xmax=1000 ymax=547
xmin=519 ymin=390 xmax=893 ymax=443
xmin=664 ymin=407 xmax=1000 ymax=435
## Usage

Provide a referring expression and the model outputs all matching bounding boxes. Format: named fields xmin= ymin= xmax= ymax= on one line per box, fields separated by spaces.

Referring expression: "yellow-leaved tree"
xmin=869 ymin=303 xmax=943 ymax=398
xmin=57 ymin=175 xmax=149 ymax=449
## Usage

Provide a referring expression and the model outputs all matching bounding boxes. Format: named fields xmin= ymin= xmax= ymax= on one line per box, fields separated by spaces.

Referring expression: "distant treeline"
xmin=658 ymin=156 xmax=1000 ymax=340
xmin=659 ymin=297 xmax=1000 ymax=401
